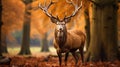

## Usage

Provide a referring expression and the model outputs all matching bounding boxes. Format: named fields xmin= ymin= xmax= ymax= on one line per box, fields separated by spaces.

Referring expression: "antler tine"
xmin=38 ymin=0 xmax=55 ymax=18
xmin=72 ymin=1 xmax=82 ymax=16
xmin=44 ymin=0 xmax=46 ymax=7
xmin=66 ymin=0 xmax=77 ymax=8
xmin=65 ymin=0 xmax=82 ymax=19
xmin=47 ymin=0 xmax=55 ymax=9
xmin=66 ymin=0 xmax=72 ymax=4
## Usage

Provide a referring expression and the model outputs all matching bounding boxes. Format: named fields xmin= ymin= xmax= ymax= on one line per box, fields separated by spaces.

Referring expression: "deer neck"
xmin=55 ymin=27 xmax=67 ymax=48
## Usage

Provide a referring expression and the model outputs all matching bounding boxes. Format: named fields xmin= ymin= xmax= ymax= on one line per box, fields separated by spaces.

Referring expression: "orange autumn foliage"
xmin=2 ymin=0 xmax=120 ymax=41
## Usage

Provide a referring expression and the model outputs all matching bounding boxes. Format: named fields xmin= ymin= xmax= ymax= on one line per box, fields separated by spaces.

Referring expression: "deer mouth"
xmin=57 ymin=31 xmax=64 ymax=38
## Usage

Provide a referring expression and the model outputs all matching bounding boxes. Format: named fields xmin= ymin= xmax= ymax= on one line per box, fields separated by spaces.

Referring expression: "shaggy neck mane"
xmin=55 ymin=27 xmax=67 ymax=48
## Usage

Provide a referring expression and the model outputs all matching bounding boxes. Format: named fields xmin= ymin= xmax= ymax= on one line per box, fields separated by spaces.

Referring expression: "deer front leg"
xmin=64 ymin=52 xmax=69 ymax=66
xmin=71 ymin=52 xmax=79 ymax=66
xmin=57 ymin=50 xmax=62 ymax=66
xmin=79 ymin=47 xmax=84 ymax=63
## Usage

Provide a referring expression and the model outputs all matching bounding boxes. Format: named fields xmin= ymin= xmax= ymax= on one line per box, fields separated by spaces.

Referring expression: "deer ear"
xmin=50 ymin=17 xmax=58 ymax=23
xmin=64 ymin=18 xmax=71 ymax=23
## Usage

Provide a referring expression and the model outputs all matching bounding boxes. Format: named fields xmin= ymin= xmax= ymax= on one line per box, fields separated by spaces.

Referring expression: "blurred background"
xmin=1 ymin=0 xmax=120 ymax=56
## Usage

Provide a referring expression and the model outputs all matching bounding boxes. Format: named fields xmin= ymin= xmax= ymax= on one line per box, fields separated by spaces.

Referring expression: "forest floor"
xmin=0 ymin=53 xmax=120 ymax=67
xmin=0 ymin=47 xmax=120 ymax=67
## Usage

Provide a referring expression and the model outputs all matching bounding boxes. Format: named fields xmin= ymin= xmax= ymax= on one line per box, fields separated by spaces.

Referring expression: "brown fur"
xmin=39 ymin=0 xmax=84 ymax=66
xmin=53 ymin=29 xmax=86 ymax=66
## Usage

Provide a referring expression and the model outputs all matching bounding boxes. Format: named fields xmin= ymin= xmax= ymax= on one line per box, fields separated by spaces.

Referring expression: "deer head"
xmin=39 ymin=0 xmax=82 ymax=44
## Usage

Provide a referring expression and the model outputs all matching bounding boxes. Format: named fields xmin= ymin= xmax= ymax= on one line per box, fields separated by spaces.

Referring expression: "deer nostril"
xmin=60 ymin=28 xmax=62 ymax=31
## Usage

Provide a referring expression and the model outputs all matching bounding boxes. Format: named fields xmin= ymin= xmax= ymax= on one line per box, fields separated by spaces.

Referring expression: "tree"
xmin=84 ymin=0 xmax=90 ymax=51
xmin=0 ymin=0 xmax=3 ymax=56
xmin=85 ymin=0 xmax=119 ymax=62
xmin=41 ymin=32 xmax=49 ymax=52
xmin=1 ymin=0 xmax=25 ymax=54
xmin=1 ymin=27 xmax=8 ymax=53
xmin=0 ymin=0 xmax=11 ymax=65
xmin=19 ymin=0 xmax=33 ymax=55
xmin=119 ymin=0 xmax=120 ymax=2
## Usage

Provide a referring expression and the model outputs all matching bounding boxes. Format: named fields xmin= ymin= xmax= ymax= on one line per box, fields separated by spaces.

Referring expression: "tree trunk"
xmin=84 ymin=7 xmax=90 ymax=51
xmin=19 ymin=0 xmax=32 ymax=55
xmin=0 ymin=0 xmax=12 ymax=64
xmin=0 ymin=0 xmax=3 ymax=56
xmin=119 ymin=0 xmax=120 ymax=2
xmin=1 ymin=27 xmax=8 ymax=53
xmin=41 ymin=32 xmax=49 ymax=52
xmin=85 ymin=0 xmax=119 ymax=62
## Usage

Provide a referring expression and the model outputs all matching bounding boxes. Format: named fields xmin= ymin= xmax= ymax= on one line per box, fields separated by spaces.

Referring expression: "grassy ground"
xmin=3 ymin=46 xmax=57 ymax=57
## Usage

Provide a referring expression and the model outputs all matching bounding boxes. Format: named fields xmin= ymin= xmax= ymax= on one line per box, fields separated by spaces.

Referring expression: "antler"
xmin=63 ymin=0 xmax=82 ymax=22
xmin=39 ymin=0 xmax=82 ymax=23
xmin=39 ymin=0 xmax=56 ymax=18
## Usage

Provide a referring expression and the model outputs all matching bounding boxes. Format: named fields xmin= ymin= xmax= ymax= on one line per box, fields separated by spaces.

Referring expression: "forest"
xmin=0 ymin=0 xmax=120 ymax=67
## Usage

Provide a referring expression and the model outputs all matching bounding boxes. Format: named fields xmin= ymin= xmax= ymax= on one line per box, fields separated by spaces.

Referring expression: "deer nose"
xmin=59 ymin=28 xmax=62 ymax=31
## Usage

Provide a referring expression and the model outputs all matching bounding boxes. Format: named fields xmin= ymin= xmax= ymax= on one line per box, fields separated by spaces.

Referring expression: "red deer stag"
xmin=39 ymin=0 xmax=85 ymax=66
